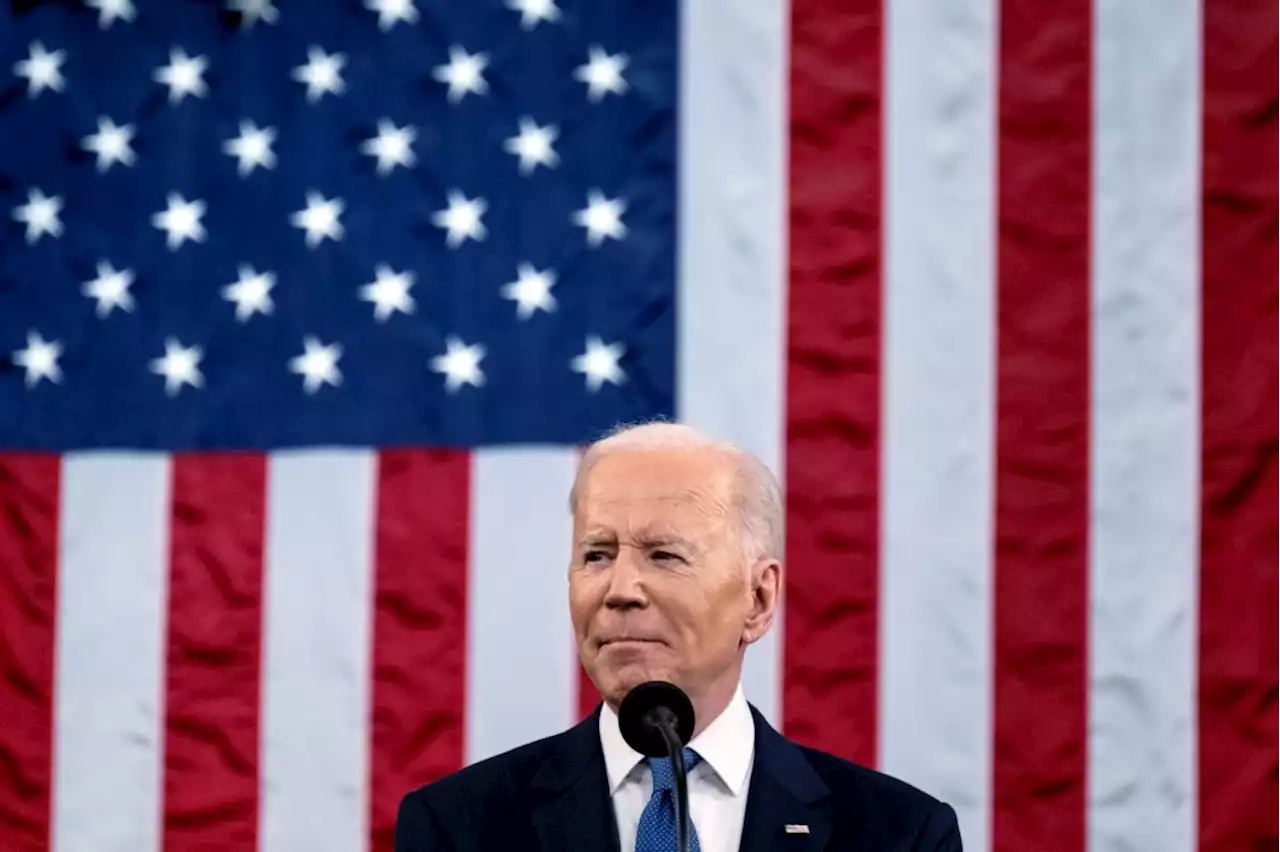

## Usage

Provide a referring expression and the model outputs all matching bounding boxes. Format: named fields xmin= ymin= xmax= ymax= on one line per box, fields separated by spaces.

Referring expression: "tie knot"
xmin=647 ymin=749 xmax=701 ymax=792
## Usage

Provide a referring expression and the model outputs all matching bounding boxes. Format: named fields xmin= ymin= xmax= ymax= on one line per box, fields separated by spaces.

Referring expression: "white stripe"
xmin=879 ymin=2 xmax=997 ymax=850
xmin=53 ymin=454 xmax=170 ymax=852
xmin=467 ymin=448 xmax=578 ymax=762
xmin=259 ymin=451 xmax=376 ymax=852
xmin=677 ymin=0 xmax=788 ymax=727
xmin=1089 ymin=1 xmax=1201 ymax=849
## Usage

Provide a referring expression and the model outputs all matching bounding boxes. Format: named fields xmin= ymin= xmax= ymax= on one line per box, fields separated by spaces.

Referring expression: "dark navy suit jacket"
xmin=394 ymin=703 xmax=963 ymax=851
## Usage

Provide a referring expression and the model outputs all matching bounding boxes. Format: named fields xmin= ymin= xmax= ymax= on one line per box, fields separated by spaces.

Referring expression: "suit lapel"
xmin=531 ymin=706 xmax=621 ymax=852
xmin=738 ymin=707 xmax=832 ymax=852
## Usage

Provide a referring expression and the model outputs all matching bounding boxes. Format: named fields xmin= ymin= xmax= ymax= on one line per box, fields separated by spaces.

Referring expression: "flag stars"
xmin=82 ymin=117 xmax=136 ymax=172
xmin=224 ymin=121 xmax=277 ymax=176
xmin=434 ymin=45 xmax=488 ymax=103
xmin=12 ymin=331 xmax=63 ymax=388
xmin=571 ymin=336 xmax=626 ymax=391
xmin=430 ymin=336 xmax=486 ymax=393
xmin=366 ymin=0 xmax=419 ymax=30
xmin=14 ymin=42 xmax=66 ymax=97
xmin=223 ymin=265 xmax=276 ymax=322
xmin=500 ymin=263 xmax=557 ymax=320
xmin=289 ymin=336 xmax=343 ymax=394
xmin=575 ymin=46 xmax=628 ymax=101
xmin=83 ymin=261 xmax=136 ymax=317
xmin=227 ymin=0 xmax=279 ymax=27
xmin=86 ymin=0 xmax=137 ymax=29
xmin=152 ymin=193 xmax=207 ymax=250
xmin=504 ymin=117 xmax=559 ymax=175
xmin=293 ymin=46 xmax=346 ymax=102
xmin=508 ymin=0 xmax=560 ymax=29
xmin=12 ymin=188 xmax=63 ymax=244
xmin=290 ymin=192 xmax=344 ymax=247
xmin=574 ymin=189 xmax=627 ymax=246
xmin=361 ymin=120 xmax=416 ymax=175
xmin=154 ymin=48 xmax=208 ymax=104
xmin=432 ymin=190 xmax=487 ymax=248
xmin=149 ymin=337 xmax=204 ymax=396
xmin=360 ymin=265 xmax=416 ymax=322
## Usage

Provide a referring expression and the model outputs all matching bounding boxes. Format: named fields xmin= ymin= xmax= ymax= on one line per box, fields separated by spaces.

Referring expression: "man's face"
xmin=569 ymin=448 xmax=773 ymax=708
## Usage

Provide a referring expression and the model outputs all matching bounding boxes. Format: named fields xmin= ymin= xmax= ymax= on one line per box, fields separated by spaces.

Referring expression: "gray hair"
xmin=568 ymin=420 xmax=784 ymax=563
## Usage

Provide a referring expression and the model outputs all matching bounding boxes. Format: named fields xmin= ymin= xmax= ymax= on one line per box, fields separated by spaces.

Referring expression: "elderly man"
xmin=395 ymin=422 xmax=962 ymax=852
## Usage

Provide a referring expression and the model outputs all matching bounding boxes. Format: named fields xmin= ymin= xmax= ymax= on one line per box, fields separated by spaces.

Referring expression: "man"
xmin=396 ymin=421 xmax=963 ymax=851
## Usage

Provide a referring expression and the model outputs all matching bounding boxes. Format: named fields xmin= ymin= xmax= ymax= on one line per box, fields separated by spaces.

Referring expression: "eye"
xmin=583 ymin=549 xmax=608 ymax=564
xmin=652 ymin=550 xmax=681 ymax=563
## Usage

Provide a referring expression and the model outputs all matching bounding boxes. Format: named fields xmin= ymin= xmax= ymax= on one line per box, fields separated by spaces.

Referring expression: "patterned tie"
xmin=634 ymin=748 xmax=702 ymax=852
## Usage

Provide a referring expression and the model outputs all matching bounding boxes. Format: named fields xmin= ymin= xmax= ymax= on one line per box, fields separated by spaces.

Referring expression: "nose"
xmin=603 ymin=546 xmax=647 ymax=610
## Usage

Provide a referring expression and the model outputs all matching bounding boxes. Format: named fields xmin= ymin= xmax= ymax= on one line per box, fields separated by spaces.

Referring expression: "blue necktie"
xmin=635 ymin=748 xmax=702 ymax=852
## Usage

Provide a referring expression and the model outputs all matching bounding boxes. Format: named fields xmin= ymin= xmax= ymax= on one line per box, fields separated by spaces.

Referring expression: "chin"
xmin=598 ymin=662 xmax=672 ymax=704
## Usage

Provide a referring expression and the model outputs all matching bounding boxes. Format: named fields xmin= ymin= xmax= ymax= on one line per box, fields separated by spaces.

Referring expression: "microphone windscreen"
xmin=618 ymin=681 xmax=696 ymax=756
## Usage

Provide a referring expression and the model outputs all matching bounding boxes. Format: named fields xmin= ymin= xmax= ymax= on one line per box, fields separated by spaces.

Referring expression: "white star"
xmin=11 ymin=188 xmax=63 ymax=244
xmin=573 ymin=189 xmax=627 ymax=246
xmin=504 ymin=117 xmax=559 ymax=175
xmin=13 ymin=42 xmax=66 ymax=97
xmin=149 ymin=337 xmax=204 ymax=397
xmin=81 ymin=117 xmax=136 ymax=172
xmin=288 ymin=336 xmax=343 ymax=394
xmin=222 ymin=265 xmax=275 ymax=322
xmin=82 ymin=261 xmax=136 ymax=318
xmin=574 ymin=45 xmax=628 ymax=102
xmin=365 ymin=0 xmax=419 ymax=30
xmin=85 ymin=0 xmax=137 ymax=28
xmin=154 ymin=48 xmax=208 ymax=104
xmin=12 ymin=331 xmax=63 ymax=388
xmin=500 ymin=263 xmax=557 ymax=320
xmin=151 ymin=193 xmax=206 ymax=250
xmin=292 ymin=46 xmax=345 ymax=102
xmin=571 ymin=336 xmax=626 ymax=391
xmin=431 ymin=189 xmax=487 ymax=248
xmin=359 ymin=264 xmax=416 ymax=322
xmin=433 ymin=45 xmax=488 ymax=103
xmin=223 ymin=121 xmax=276 ymax=176
xmin=430 ymin=336 xmax=485 ymax=393
xmin=226 ymin=0 xmax=279 ymax=27
xmin=290 ymin=191 xmax=344 ymax=247
xmin=507 ymin=0 xmax=560 ymax=29
xmin=360 ymin=119 xmax=416 ymax=175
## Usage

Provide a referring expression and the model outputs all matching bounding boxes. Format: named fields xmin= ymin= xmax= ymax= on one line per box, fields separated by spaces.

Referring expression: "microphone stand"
xmin=649 ymin=709 xmax=692 ymax=852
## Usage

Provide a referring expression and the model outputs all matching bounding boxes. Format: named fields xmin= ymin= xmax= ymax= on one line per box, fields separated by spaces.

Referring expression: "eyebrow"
xmin=576 ymin=529 xmax=696 ymax=550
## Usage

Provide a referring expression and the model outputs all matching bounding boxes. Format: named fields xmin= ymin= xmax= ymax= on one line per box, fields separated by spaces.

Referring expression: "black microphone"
xmin=618 ymin=681 xmax=697 ymax=852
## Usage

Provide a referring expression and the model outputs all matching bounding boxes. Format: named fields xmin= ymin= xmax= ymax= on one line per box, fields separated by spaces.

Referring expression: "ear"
xmin=741 ymin=558 xmax=781 ymax=646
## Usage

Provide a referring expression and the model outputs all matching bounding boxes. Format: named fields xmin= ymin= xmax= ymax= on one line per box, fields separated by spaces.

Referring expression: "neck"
xmin=686 ymin=666 xmax=742 ymax=739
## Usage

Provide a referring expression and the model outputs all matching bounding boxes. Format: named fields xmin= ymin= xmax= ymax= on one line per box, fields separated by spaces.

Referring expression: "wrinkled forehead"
xmin=572 ymin=449 xmax=736 ymax=530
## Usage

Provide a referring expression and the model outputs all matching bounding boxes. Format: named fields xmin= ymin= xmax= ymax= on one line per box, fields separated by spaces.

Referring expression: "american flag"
xmin=0 ymin=1 xmax=1274 ymax=851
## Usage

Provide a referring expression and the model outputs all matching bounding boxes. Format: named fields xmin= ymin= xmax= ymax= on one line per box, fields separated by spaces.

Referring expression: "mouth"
xmin=598 ymin=637 xmax=664 ymax=649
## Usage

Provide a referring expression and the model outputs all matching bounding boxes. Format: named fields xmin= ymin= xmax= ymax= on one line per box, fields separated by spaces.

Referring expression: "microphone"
xmin=618 ymin=682 xmax=697 ymax=852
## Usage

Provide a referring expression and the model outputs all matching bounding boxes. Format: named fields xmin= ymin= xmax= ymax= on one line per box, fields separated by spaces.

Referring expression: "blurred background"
xmin=0 ymin=1 xmax=1274 ymax=851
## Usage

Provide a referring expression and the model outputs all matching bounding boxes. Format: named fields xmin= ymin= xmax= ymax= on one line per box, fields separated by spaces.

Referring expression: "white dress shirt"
xmin=599 ymin=682 xmax=755 ymax=852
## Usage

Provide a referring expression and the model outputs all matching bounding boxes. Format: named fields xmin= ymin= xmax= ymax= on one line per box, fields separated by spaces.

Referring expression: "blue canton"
xmin=0 ymin=1 xmax=678 ymax=451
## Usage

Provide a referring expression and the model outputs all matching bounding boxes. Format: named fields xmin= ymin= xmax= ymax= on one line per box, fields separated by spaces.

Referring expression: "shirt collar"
xmin=599 ymin=681 xmax=755 ymax=797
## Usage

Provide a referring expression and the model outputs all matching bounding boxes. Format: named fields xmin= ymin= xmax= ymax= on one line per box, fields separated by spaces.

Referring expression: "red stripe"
xmin=573 ymin=446 xmax=600 ymax=722
xmin=162 ymin=454 xmax=266 ymax=851
xmin=991 ymin=3 xmax=1092 ymax=852
xmin=0 ymin=455 xmax=60 ymax=852
xmin=783 ymin=0 xmax=883 ymax=767
xmin=1198 ymin=2 xmax=1279 ymax=849
xmin=368 ymin=449 xmax=470 ymax=852
xmin=578 ymin=663 xmax=601 ymax=720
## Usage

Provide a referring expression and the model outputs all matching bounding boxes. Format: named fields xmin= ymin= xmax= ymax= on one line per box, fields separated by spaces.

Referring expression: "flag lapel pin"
xmin=784 ymin=824 xmax=810 ymax=835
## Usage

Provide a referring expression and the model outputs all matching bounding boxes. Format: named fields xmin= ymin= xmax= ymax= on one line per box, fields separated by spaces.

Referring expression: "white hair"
xmin=568 ymin=420 xmax=784 ymax=563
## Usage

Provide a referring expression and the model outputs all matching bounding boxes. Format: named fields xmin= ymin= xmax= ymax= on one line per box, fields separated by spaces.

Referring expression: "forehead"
xmin=574 ymin=449 xmax=734 ymax=526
